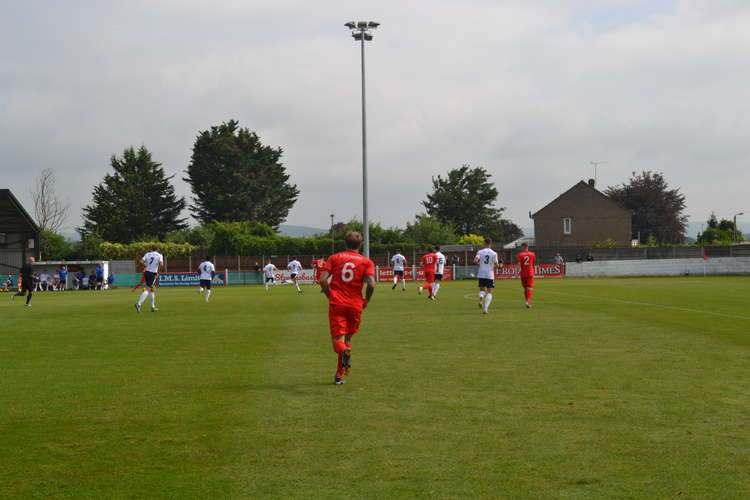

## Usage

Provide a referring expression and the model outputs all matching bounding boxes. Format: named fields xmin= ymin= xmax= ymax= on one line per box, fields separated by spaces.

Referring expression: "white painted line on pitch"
xmin=543 ymin=290 xmax=750 ymax=321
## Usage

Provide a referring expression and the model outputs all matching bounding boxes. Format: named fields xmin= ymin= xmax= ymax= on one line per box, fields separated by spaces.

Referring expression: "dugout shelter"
xmin=33 ymin=260 xmax=110 ymax=289
xmin=0 ymin=189 xmax=40 ymax=276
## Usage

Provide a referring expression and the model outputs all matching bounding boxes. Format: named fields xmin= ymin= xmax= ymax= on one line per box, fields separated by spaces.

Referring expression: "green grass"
xmin=2 ymin=277 xmax=750 ymax=499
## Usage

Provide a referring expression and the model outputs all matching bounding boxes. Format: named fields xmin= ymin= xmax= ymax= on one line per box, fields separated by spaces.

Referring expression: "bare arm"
xmin=319 ymin=270 xmax=331 ymax=298
xmin=363 ymin=275 xmax=376 ymax=309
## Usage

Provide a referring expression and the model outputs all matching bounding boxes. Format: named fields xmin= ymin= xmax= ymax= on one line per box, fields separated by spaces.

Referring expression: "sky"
xmin=2 ymin=0 xmax=749 ymax=238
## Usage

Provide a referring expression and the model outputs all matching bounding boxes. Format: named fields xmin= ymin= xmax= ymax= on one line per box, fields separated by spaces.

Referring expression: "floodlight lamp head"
xmin=357 ymin=21 xmax=368 ymax=28
xmin=368 ymin=21 xmax=380 ymax=28
xmin=353 ymin=32 xmax=363 ymax=40
xmin=344 ymin=21 xmax=356 ymax=29
xmin=364 ymin=33 xmax=373 ymax=41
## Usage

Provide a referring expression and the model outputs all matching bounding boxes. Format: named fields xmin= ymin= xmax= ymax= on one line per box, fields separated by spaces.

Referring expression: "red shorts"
xmin=328 ymin=304 xmax=362 ymax=338
xmin=424 ymin=272 xmax=435 ymax=283
xmin=521 ymin=276 xmax=535 ymax=288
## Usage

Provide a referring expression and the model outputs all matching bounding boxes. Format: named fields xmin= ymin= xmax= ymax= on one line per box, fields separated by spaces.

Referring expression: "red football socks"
xmin=333 ymin=340 xmax=347 ymax=354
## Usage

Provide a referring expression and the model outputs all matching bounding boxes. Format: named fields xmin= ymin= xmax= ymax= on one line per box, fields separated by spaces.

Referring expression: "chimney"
xmin=588 ymin=178 xmax=595 ymax=188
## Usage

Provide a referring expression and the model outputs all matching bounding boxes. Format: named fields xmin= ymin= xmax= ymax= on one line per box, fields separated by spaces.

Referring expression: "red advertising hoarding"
xmin=494 ymin=264 xmax=565 ymax=279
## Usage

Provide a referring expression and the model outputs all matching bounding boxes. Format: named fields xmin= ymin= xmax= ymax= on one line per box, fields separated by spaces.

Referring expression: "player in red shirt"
xmin=312 ymin=257 xmax=326 ymax=284
xmin=419 ymin=247 xmax=438 ymax=300
xmin=319 ymin=232 xmax=376 ymax=385
xmin=516 ymin=242 xmax=537 ymax=308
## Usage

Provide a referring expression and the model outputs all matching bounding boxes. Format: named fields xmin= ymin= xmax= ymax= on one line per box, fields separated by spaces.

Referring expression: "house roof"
xmin=532 ymin=181 xmax=631 ymax=218
xmin=0 ymin=189 xmax=40 ymax=234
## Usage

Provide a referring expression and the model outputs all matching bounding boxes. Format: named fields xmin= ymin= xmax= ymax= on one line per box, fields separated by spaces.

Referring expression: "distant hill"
xmin=277 ymin=224 xmax=328 ymax=238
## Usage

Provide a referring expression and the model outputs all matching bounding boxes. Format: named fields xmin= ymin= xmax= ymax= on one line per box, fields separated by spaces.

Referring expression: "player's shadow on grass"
xmin=244 ymin=382 xmax=334 ymax=394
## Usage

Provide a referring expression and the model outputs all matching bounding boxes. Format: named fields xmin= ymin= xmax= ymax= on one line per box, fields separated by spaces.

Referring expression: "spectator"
xmin=452 ymin=255 xmax=460 ymax=265
xmin=575 ymin=254 xmax=583 ymax=263
xmin=2 ymin=274 xmax=13 ymax=291
xmin=586 ymin=251 xmax=594 ymax=262
xmin=33 ymin=272 xmax=42 ymax=292
xmin=95 ymin=264 xmax=105 ymax=290
xmin=58 ymin=266 xmax=68 ymax=291
xmin=107 ymin=273 xmax=115 ymax=289
xmin=253 ymin=262 xmax=261 ymax=272
xmin=553 ymin=253 xmax=565 ymax=265
xmin=88 ymin=272 xmax=97 ymax=290
xmin=74 ymin=269 xmax=85 ymax=290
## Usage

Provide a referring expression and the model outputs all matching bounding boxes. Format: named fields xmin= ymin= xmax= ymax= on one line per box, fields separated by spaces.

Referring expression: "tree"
xmin=697 ymin=213 xmax=741 ymax=245
xmin=31 ymin=168 xmax=69 ymax=233
xmin=605 ymin=171 xmax=687 ymax=244
xmin=184 ymin=120 xmax=299 ymax=228
xmin=39 ymin=230 xmax=72 ymax=260
xmin=80 ymin=146 xmax=187 ymax=243
xmin=423 ymin=165 xmax=515 ymax=237
xmin=484 ymin=218 xmax=523 ymax=245
xmin=403 ymin=214 xmax=458 ymax=245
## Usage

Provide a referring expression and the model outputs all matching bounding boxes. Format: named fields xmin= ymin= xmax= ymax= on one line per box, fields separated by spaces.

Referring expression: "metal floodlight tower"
xmin=345 ymin=20 xmax=379 ymax=258
xmin=734 ymin=212 xmax=744 ymax=242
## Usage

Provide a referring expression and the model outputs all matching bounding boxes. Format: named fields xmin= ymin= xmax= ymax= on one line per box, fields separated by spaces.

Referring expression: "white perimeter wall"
xmin=566 ymin=257 xmax=750 ymax=278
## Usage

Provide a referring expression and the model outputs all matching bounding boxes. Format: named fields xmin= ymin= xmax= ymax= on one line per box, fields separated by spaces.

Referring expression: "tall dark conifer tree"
xmin=80 ymin=146 xmax=187 ymax=242
xmin=184 ymin=120 xmax=299 ymax=228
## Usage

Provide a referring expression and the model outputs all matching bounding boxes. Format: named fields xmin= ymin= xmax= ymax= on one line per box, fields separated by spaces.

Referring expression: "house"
xmin=532 ymin=180 xmax=631 ymax=247
xmin=0 ymin=189 xmax=40 ymax=272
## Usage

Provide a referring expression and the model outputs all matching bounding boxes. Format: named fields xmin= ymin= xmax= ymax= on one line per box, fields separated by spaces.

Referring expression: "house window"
xmin=563 ymin=217 xmax=572 ymax=235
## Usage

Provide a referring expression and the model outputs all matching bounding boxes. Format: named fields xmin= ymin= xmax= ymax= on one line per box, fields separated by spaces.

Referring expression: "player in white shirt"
xmin=197 ymin=257 xmax=216 ymax=303
xmin=287 ymin=258 xmax=303 ymax=293
xmin=135 ymin=245 xmax=164 ymax=313
xmin=433 ymin=246 xmax=447 ymax=297
xmin=473 ymin=237 xmax=500 ymax=314
xmin=390 ymin=250 xmax=407 ymax=291
xmin=263 ymin=263 xmax=278 ymax=291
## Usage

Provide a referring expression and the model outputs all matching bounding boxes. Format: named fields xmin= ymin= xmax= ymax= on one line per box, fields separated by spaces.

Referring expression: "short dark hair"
xmin=205 ymin=256 xmax=212 ymax=262
xmin=395 ymin=249 xmax=401 ymax=253
xmin=151 ymin=244 xmax=159 ymax=251
xmin=484 ymin=237 xmax=492 ymax=245
xmin=434 ymin=245 xmax=441 ymax=251
xmin=520 ymin=242 xmax=529 ymax=249
xmin=345 ymin=231 xmax=363 ymax=250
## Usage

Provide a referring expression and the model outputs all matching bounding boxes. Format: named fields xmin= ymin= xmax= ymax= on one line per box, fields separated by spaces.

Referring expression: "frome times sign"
xmin=157 ymin=272 xmax=227 ymax=287
xmin=377 ymin=267 xmax=454 ymax=282
xmin=495 ymin=264 xmax=565 ymax=279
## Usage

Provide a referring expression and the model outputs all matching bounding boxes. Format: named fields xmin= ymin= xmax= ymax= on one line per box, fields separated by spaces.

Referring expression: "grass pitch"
xmin=2 ymin=277 xmax=749 ymax=499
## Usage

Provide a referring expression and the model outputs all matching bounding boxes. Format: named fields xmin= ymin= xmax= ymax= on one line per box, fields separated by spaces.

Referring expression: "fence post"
xmin=453 ymin=264 xmax=456 ymax=280
xmin=164 ymin=256 xmax=168 ymax=272
xmin=375 ymin=265 xmax=379 ymax=282
xmin=188 ymin=254 xmax=192 ymax=271
xmin=225 ymin=268 xmax=229 ymax=286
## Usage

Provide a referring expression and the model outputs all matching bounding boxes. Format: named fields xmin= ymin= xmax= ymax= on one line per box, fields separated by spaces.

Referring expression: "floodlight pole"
xmin=733 ymin=212 xmax=744 ymax=243
xmin=346 ymin=21 xmax=379 ymax=258
xmin=360 ymin=32 xmax=369 ymax=258
xmin=330 ymin=213 xmax=335 ymax=254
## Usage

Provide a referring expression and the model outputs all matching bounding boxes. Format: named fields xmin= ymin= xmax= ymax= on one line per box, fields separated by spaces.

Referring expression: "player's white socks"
xmin=433 ymin=283 xmax=440 ymax=296
xmin=484 ymin=293 xmax=493 ymax=312
xmin=150 ymin=292 xmax=156 ymax=308
xmin=479 ymin=291 xmax=486 ymax=301
xmin=393 ymin=277 xmax=397 ymax=284
xmin=137 ymin=290 xmax=148 ymax=305
xmin=401 ymin=278 xmax=406 ymax=289
xmin=295 ymin=283 xmax=301 ymax=292
xmin=199 ymin=287 xmax=204 ymax=293
xmin=205 ymin=289 xmax=211 ymax=302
